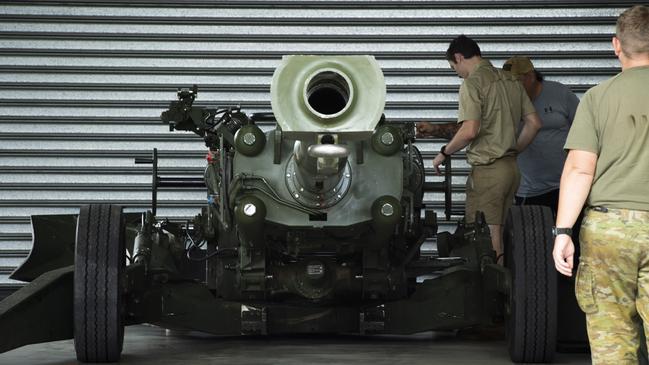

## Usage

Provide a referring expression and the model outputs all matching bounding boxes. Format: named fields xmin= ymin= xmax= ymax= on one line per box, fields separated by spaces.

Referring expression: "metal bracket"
xmin=135 ymin=149 xmax=206 ymax=217
xmin=356 ymin=141 xmax=364 ymax=164
xmin=274 ymin=128 xmax=283 ymax=164
xmin=134 ymin=148 xmax=159 ymax=216
xmin=422 ymin=155 xmax=453 ymax=220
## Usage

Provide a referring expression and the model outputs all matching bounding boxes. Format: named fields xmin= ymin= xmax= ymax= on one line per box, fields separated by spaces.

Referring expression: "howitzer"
xmin=0 ymin=56 xmax=557 ymax=363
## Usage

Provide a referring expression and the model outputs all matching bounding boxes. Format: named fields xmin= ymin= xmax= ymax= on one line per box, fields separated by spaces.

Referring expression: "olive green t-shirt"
xmin=564 ymin=65 xmax=649 ymax=211
xmin=458 ymin=59 xmax=536 ymax=166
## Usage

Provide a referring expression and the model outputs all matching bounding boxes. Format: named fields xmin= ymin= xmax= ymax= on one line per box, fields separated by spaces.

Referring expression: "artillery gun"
xmin=0 ymin=56 xmax=557 ymax=363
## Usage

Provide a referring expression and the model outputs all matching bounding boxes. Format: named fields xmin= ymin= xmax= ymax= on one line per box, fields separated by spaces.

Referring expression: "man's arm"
xmin=515 ymin=112 xmax=542 ymax=152
xmin=431 ymin=119 xmax=480 ymax=174
xmin=416 ymin=122 xmax=460 ymax=140
xmin=552 ymin=149 xmax=597 ymax=277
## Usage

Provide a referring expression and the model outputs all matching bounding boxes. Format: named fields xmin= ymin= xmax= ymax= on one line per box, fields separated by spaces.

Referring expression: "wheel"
xmin=74 ymin=204 xmax=125 ymax=363
xmin=504 ymin=205 xmax=557 ymax=363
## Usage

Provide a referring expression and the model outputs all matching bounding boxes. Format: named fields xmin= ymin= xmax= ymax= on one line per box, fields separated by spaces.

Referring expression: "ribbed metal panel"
xmin=0 ymin=0 xmax=629 ymax=294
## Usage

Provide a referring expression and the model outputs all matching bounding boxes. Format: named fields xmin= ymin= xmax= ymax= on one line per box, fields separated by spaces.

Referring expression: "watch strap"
xmin=552 ymin=227 xmax=572 ymax=236
xmin=440 ymin=145 xmax=450 ymax=157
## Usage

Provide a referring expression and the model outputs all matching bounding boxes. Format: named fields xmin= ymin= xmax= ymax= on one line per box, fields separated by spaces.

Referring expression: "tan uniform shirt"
xmin=564 ymin=65 xmax=649 ymax=211
xmin=458 ymin=59 xmax=536 ymax=166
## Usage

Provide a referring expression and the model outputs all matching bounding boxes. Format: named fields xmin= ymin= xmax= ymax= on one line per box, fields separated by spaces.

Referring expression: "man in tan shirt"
xmin=418 ymin=35 xmax=541 ymax=260
xmin=553 ymin=6 xmax=649 ymax=363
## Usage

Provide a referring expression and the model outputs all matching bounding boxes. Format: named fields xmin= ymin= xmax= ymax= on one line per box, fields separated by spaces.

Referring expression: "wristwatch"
xmin=552 ymin=227 xmax=572 ymax=237
xmin=440 ymin=145 xmax=450 ymax=158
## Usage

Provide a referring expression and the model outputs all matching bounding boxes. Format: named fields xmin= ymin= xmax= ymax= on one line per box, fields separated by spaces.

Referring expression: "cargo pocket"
xmin=575 ymin=264 xmax=598 ymax=314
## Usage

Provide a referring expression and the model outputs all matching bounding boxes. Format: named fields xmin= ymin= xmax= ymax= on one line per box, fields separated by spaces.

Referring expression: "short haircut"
xmin=616 ymin=5 xmax=649 ymax=56
xmin=446 ymin=35 xmax=481 ymax=63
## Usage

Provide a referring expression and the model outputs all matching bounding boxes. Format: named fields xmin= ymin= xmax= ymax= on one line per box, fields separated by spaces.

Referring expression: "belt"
xmin=590 ymin=206 xmax=608 ymax=213
xmin=589 ymin=206 xmax=649 ymax=215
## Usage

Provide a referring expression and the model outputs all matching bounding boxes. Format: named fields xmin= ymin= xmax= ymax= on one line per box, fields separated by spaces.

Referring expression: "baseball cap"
xmin=503 ymin=56 xmax=534 ymax=77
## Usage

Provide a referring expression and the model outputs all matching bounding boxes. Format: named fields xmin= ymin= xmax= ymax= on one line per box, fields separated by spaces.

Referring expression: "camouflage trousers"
xmin=576 ymin=207 xmax=649 ymax=365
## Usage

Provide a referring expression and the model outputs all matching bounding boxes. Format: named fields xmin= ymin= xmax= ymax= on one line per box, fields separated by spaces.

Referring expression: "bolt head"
xmin=242 ymin=132 xmax=256 ymax=146
xmin=381 ymin=203 xmax=394 ymax=217
xmin=381 ymin=132 xmax=395 ymax=145
xmin=243 ymin=203 xmax=256 ymax=216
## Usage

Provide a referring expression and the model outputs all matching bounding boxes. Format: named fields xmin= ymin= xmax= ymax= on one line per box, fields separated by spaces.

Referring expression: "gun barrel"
xmin=271 ymin=55 xmax=386 ymax=139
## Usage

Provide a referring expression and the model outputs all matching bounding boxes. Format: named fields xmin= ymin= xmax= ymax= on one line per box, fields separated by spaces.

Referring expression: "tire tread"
xmin=506 ymin=205 xmax=557 ymax=363
xmin=74 ymin=204 xmax=124 ymax=363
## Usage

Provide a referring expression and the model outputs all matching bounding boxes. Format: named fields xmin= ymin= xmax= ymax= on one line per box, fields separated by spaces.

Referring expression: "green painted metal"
xmin=128 ymin=282 xmax=242 ymax=335
xmin=370 ymin=195 xmax=401 ymax=226
xmin=384 ymin=268 xmax=484 ymax=333
xmin=371 ymin=125 xmax=403 ymax=156
xmin=233 ymin=130 xmax=403 ymax=227
xmin=0 ymin=266 xmax=73 ymax=353
xmin=10 ymin=215 xmax=77 ymax=282
xmin=234 ymin=124 xmax=266 ymax=157
xmin=234 ymin=195 xmax=267 ymax=226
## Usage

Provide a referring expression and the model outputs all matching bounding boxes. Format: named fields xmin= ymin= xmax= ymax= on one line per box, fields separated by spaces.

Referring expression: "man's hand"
xmin=416 ymin=122 xmax=435 ymax=138
xmin=432 ymin=153 xmax=446 ymax=174
xmin=416 ymin=122 xmax=459 ymax=139
xmin=553 ymin=235 xmax=575 ymax=277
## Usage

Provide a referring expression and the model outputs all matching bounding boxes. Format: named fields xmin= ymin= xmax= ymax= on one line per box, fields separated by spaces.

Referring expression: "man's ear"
xmin=612 ymin=36 xmax=622 ymax=57
xmin=453 ymin=53 xmax=463 ymax=64
xmin=525 ymin=71 xmax=536 ymax=83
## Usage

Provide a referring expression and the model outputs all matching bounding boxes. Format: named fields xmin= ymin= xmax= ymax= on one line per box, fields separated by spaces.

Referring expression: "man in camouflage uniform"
xmin=553 ymin=5 xmax=649 ymax=364
xmin=418 ymin=35 xmax=541 ymax=260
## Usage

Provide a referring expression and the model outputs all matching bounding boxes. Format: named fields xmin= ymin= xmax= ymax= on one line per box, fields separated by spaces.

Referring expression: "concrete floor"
xmin=0 ymin=325 xmax=591 ymax=365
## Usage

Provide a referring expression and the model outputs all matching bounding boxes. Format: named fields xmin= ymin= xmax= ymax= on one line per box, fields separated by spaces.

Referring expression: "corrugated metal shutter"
xmin=0 ymin=0 xmax=633 ymax=297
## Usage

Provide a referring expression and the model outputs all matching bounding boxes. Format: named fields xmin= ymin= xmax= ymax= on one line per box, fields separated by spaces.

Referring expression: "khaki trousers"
xmin=465 ymin=156 xmax=519 ymax=225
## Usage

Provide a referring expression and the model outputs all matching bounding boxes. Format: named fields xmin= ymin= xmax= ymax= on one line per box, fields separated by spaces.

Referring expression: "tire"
xmin=74 ymin=205 xmax=125 ymax=363
xmin=504 ymin=205 xmax=557 ymax=363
